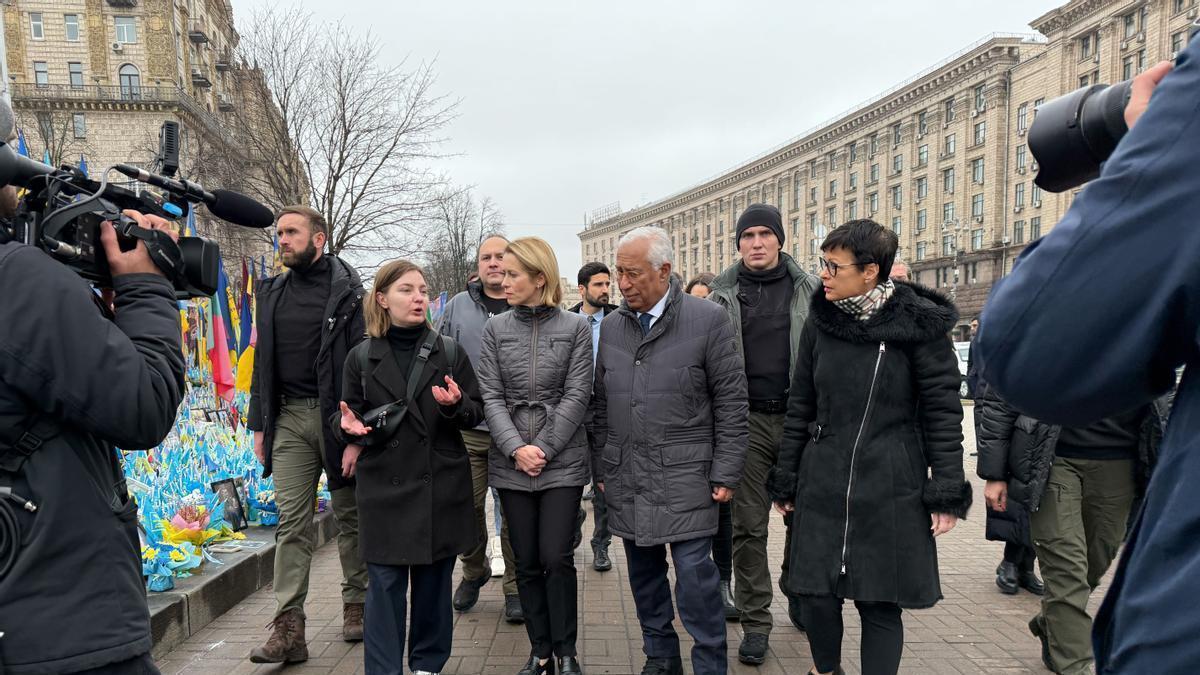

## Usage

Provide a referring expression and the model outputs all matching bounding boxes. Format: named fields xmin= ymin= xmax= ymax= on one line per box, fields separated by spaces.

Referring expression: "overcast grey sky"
xmin=234 ymin=0 xmax=1057 ymax=277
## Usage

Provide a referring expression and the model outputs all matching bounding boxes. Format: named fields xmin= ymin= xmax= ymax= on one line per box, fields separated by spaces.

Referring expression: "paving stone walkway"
xmin=157 ymin=407 xmax=1110 ymax=674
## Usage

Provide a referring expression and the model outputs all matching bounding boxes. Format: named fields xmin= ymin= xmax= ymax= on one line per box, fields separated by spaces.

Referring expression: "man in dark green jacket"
xmin=708 ymin=204 xmax=820 ymax=664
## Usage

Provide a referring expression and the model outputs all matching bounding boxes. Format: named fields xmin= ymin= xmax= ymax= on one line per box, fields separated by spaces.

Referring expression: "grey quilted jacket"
xmin=477 ymin=304 xmax=593 ymax=492
xmin=589 ymin=280 xmax=749 ymax=546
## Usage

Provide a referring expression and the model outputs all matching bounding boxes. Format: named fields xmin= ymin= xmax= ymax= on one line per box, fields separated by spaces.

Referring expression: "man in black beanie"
xmin=708 ymin=203 xmax=821 ymax=665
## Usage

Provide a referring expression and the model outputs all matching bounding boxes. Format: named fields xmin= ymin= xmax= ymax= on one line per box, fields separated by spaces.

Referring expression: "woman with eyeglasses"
xmin=767 ymin=219 xmax=971 ymax=675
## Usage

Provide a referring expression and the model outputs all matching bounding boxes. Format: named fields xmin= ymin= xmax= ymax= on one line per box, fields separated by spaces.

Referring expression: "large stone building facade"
xmin=578 ymin=0 xmax=1199 ymax=337
xmin=2 ymin=0 xmax=286 ymax=265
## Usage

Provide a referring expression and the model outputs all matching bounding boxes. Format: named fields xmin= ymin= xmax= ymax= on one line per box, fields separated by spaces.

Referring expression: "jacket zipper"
xmin=840 ymin=341 xmax=886 ymax=576
xmin=528 ymin=317 xmax=539 ymax=490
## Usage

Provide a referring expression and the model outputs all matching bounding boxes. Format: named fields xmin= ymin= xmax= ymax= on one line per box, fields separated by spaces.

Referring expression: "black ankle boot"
xmin=1019 ymin=569 xmax=1045 ymax=595
xmin=996 ymin=560 xmax=1019 ymax=595
xmin=720 ymin=580 xmax=738 ymax=620
xmin=518 ymin=655 xmax=554 ymax=675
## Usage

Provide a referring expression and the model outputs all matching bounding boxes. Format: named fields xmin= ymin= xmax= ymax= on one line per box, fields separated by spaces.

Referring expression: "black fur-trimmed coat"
xmin=768 ymin=281 xmax=972 ymax=608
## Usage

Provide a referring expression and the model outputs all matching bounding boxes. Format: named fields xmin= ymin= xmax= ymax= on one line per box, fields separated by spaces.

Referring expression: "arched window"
xmin=119 ymin=64 xmax=140 ymax=100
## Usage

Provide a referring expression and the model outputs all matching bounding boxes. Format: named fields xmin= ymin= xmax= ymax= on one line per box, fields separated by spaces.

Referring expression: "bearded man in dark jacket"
xmin=247 ymin=206 xmax=368 ymax=660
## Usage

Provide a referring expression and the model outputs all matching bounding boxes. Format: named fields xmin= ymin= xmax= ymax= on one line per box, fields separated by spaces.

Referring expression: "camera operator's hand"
xmin=100 ymin=209 xmax=178 ymax=278
xmin=1126 ymin=61 xmax=1174 ymax=129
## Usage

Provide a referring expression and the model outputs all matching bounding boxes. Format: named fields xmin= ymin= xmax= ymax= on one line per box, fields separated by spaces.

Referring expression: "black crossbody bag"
xmin=354 ymin=331 xmax=457 ymax=443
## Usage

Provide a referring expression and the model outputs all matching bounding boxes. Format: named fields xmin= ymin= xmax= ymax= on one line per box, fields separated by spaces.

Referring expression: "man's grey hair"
xmin=617 ymin=226 xmax=674 ymax=269
xmin=0 ymin=98 xmax=15 ymax=143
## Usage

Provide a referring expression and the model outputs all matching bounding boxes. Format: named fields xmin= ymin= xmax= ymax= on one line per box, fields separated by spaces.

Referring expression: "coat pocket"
xmin=661 ymin=442 xmax=713 ymax=513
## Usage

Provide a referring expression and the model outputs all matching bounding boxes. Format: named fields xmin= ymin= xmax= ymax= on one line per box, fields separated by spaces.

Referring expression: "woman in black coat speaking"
xmin=768 ymin=219 xmax=972 ymax=675
xmin=336 ymin=259 xmax=484 ymax=675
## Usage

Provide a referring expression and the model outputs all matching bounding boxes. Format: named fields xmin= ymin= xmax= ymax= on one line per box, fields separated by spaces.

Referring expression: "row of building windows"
xmin=32 ymin=110 xmax=88 ymax=141
xmin=30 ymin=13 xmax=137 ymax=44
xmin=32 ymin=60 xmax=142 ymax=95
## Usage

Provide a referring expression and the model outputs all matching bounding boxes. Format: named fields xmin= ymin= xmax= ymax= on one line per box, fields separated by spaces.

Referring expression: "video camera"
xmin=0 ymin=122 xmax=274 ymax=298
xmin=1029 ymin=19 xmax=1200 ymax=192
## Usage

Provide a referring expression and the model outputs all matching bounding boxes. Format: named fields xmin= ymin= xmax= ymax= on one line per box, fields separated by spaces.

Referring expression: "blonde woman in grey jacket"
xmin=476 ymin=236 xmax=593 ymax=675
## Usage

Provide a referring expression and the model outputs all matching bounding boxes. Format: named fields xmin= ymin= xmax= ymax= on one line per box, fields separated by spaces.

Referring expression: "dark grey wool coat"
xmin=768 ymin=281 xmax=972 ymax=609
xmin=590 ymin=281 xmax=749 ymax=546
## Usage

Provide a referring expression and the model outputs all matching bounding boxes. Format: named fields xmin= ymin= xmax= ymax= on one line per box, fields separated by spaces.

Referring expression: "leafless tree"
xmin=421 ymin=187 xmax=505 ymax=297
xmin=231 ymin=8 xmax=457 ymax=267
xmin=21 ymin=110 xmax=95 ymax=169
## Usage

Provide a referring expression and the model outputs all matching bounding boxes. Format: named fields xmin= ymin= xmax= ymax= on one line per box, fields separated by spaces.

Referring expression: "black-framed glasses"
xmin=818 ymin=257 xmax=874 ymax=277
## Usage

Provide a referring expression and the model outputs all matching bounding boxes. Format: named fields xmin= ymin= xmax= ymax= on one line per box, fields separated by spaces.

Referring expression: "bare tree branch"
xmin=229 ymin=9 xmax=458 ymax=269
xmin=420 ymin=186 xmax=505 ymax=297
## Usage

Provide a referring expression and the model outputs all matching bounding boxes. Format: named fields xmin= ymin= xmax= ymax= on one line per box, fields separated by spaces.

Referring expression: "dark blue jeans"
xmin=364 ymin=556 xmax=455 ymax=675
xmin=623 ymin=536 xmax=726 ymax=674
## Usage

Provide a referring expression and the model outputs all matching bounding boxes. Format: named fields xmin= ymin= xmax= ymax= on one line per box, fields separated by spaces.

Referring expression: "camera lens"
xmin=1028 ymin=80 xmax=1132 ymax=193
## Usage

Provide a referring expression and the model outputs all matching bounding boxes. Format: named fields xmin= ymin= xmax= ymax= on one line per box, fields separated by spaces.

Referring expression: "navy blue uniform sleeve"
xmin=0 ymin=248 xmax=185 ymax=449
xmin=977 ymin=41 xmax=1200 ymax=426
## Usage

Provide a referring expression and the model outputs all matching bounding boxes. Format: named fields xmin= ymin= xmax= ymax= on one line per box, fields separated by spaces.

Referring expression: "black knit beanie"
xmin=735 ymin=203 xmax=785 ymax=246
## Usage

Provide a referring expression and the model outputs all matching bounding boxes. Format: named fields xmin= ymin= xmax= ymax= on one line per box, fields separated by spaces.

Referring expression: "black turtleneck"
xmin=737 ymin=261 xmax=794 ymax=404
xmin=386 ymin=323 xmax=427 ymax=376
xmin=276 ymin=255 xmax=332 ymax=398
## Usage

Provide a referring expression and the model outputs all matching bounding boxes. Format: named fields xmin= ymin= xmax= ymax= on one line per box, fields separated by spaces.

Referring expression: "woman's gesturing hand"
xmin=339 ymin=401 xmax=372 ymax=436
xmin=432 ymin=375 xmax=462 ymax=406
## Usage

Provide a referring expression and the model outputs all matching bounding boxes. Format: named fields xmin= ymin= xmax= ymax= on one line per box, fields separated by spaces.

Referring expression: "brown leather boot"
xmin=343 ymin=602 xmax=365 ymax=642
xmin=248 ymin=607 xmax=308 ymax=663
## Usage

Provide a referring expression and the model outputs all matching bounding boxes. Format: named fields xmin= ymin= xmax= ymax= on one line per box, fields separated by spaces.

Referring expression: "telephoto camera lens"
xmin=1027 ymin=80 xmax=1132 ymax=193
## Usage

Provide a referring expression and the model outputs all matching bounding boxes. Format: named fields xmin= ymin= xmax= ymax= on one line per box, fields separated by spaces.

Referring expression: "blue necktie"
xmin=638 ymin=312 xmax=653 ymax=337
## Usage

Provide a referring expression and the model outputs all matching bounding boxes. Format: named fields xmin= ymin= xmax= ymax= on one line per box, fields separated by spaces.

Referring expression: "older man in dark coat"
xmin=590 ymin=226 xmax=749 ymax=675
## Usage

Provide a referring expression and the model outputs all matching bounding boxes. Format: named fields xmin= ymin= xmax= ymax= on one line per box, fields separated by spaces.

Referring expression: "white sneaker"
xmin=412 ymin=671 xmax=439 ymax=675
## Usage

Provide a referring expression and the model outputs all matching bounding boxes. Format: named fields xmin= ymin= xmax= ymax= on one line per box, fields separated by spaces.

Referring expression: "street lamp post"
xmin=941 ymin=218 xmax=964 ymax=303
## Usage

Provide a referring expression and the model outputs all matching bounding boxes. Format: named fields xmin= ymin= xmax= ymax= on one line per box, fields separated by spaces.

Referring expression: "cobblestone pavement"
xmin=157 ymin=407 xmax=1111 ymax=674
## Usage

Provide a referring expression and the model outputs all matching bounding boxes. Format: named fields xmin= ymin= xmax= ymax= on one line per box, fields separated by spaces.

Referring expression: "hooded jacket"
xmin=768 ymin=281 xmax=971 ymax=608
xmin=437 ymin=279 xmax=507 ymax=432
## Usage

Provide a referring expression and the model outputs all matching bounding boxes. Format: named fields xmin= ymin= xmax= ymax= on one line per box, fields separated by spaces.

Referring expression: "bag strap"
xmin=358 ymin=341 xmax=371 ymax=402
xmin=442 ymin=334 xmax=458 ymax=372
xmin=405 ymin=332 xmax=438 ymax=404
xmin=359 ymin=329 xmax=451 ymax=410
xmin=0 ymin=412 xmax=61 ymax=473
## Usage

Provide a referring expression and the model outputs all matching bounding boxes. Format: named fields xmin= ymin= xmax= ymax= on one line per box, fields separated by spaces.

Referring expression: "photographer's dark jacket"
xmin=249 ymin=255 xmax=365 ymax=491
xmin=975 ymin=35 xmax=1200 ymax=673
xmin=334 ymin=328 xmax=483 ymax=565
xmin=0 ymin=242 xmax=185 ymax=673
xmin=768 ymin=282 xmax=971 ymax=609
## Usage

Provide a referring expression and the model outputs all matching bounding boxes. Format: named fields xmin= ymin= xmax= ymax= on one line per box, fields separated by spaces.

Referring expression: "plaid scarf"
xmin=833 ymin=279 xmax=895 ymax=321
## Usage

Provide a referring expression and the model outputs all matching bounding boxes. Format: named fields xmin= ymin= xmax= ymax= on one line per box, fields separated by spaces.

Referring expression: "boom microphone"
xmin=208 ymin=189 xmax=275 ymax=229
xmin=113 ymin=164 xmax=274 ymax=228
